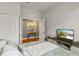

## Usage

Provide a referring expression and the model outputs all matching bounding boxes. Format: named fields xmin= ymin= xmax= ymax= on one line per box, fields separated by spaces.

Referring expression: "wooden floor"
xmin=22 ymin=38 xmax=39 ymax=43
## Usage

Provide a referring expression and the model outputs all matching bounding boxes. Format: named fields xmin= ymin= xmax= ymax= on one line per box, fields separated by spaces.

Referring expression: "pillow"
xmin=1 ymin=45 xmax=17 ymax=53
xmin=7 ymin=41 xmax=18 ymax=48
xmin=1 ymin=45 xmax=23 ymax=56
xmin=0 ymin=40 xmax=7 ymax=55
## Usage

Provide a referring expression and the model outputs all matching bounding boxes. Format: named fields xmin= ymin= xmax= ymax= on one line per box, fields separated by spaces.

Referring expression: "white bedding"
xmin=1 ymin=44 xmax=23 ymax=56
xmin=1 ymin=40 xmax=78 ymax=56
xmin=20 ymin=42 xmax=59 ymax=56
xmin=19 ymin=41 xmax=79 ymax=56
xmin=0 ymin=40 xmax=7 ymax=55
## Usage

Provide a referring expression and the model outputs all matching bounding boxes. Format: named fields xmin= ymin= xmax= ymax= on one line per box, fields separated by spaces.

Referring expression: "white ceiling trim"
xmin=22 ymin=2 xmax=56 ymax=12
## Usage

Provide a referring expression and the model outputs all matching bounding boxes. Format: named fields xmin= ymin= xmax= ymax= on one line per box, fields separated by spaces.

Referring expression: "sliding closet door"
xmin=0 ymin=14 xmax=19 ymax=44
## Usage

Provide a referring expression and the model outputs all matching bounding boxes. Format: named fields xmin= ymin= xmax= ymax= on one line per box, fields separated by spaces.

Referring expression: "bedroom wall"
xmin=0 ymin=2 xmax=21 ymax=44
xmin=43 ymin=2 xmax=79 ymax=42
xmin=20 ymin=5 xmax=44 ymax=43
xmin=21 ymin=5 xmax=42 ymax=19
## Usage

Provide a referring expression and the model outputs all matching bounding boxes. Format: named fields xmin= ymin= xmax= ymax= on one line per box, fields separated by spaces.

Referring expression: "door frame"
xmin=19 ymin=17 xmax=45 ymax=44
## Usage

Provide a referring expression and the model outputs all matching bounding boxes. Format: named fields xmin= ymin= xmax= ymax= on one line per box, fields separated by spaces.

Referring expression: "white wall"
xmin=0 ymin=2 xmax=20 ymax=16
xmin=0 ymin=2 xmax=20 ymax=44
xmin=21 ymin=6 xmax=42 ymax=19
xmin=43 ymin=2 xmax=79 ymax=42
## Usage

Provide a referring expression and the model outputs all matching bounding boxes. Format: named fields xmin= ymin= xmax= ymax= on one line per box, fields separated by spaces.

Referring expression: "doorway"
xmin=20 ymin=18 xmax=45 ymax=44
xmin=21 ymin=19 xmax=39 ymax=43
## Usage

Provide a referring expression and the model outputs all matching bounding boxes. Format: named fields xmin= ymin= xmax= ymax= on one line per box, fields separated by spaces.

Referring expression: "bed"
xmin=0 ymin=39 xmax=23 ymax=56
xmin=0 ymin=39 xmax=79 ymax=56
xmin=19 ymin=41 xmax=79 ymax=56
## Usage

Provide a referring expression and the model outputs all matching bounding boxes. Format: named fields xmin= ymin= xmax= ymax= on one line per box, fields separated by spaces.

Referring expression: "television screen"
xmin=57 ymin=29 xmax=74 ymax=40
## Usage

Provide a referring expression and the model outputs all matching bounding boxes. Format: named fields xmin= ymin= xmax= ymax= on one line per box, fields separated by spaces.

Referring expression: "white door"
xmin=0 ymin=14 xmax=19 ymax=44
xmin=39 ymin=19 xmax=45 ymax=42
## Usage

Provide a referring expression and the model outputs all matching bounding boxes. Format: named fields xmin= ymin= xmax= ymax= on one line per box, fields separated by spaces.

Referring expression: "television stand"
xmin=48 ymin=36 xmax=73 ymax=50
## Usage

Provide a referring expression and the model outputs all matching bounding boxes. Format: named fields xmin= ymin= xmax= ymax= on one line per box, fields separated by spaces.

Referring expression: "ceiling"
xmin=22 ymin=2 xmax=56 ymax=12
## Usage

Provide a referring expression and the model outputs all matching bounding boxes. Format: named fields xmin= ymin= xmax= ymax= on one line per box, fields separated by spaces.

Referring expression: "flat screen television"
xmin=57 ymin=29 xmax=74 ymax=40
